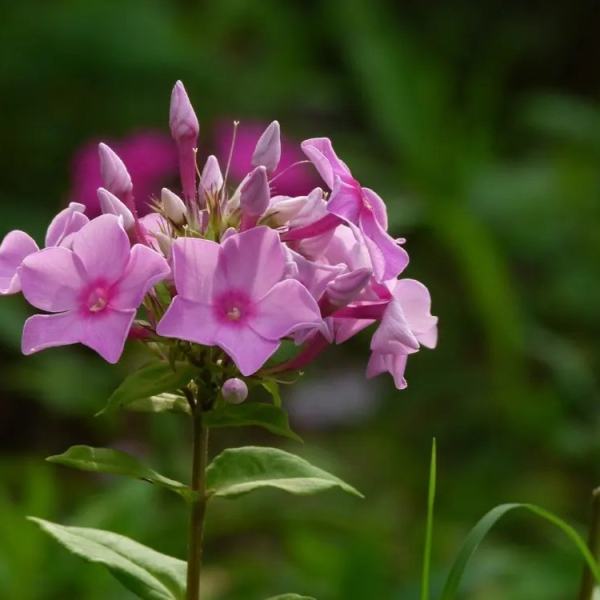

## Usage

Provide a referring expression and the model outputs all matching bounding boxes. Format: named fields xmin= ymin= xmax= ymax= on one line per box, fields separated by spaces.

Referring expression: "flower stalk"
xmin=186 ymin=394 xmax=210 ymax=600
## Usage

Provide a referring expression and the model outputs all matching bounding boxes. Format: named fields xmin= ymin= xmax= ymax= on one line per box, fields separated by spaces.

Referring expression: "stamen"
xmin=227 ymin=306 xmax=241 ymax=321
xmin=221 ymin=120 xmax=240 ymax=203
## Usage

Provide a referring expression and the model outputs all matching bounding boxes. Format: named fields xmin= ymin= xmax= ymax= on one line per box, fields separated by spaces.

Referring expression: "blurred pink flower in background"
xmin=70 ymin=132 xmax=178 ymax=216
xmin=214 ymin=121 xmax=318 ymax=196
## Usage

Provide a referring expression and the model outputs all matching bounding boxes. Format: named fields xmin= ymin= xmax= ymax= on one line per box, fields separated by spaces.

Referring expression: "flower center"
xmin=87 ymin=287 xmax=109 ymax=313
xmin=227 ymin=306 xmax=241 ymax=321
xmin=215 ymin=290 xmax=253 ymax=325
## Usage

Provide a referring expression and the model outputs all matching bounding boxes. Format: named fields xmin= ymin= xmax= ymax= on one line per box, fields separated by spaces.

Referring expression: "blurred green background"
xmin=1 ymin=1 xmax=600 ymax=598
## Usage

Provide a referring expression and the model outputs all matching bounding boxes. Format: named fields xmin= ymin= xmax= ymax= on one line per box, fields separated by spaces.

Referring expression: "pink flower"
xmin=301 ymin=137 xmax=408 ymax=282
xmin=367 ymin=279 xmax=438 ymax=389
xmin=157 ymin=226 xmax=323 ymax=375
xmin=19 ymin=215 xmax=170 ymax=363
xmin=0 ymin=203 xmax=89 ymax=295
xmin=215 ymin=121 xmax=318 ymax=197
xmin=70 ymin=132 xmax=177 ymax=216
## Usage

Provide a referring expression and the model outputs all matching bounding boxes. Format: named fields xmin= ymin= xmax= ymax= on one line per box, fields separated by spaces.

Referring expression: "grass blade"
xmin=420 ymin=438 xmax=437 ymax=600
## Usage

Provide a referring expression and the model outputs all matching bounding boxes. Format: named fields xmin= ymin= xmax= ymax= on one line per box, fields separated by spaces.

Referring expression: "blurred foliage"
xmin=1 ymin=0 xmax=600 ymax=598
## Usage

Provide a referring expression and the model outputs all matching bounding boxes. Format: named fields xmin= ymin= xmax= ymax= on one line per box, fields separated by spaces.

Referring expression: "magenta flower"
xmin=157 ymin=226 xmax=323 ymax=375
xmin=0 ymin=202 xmax=89 ymax=295
xmin=20 ymin=215 xmax=170 ymax=363
xmin=70 ymin=132 xmax=177 ymax=216
xmin=302 ymin=137 xmax=408 ymax=282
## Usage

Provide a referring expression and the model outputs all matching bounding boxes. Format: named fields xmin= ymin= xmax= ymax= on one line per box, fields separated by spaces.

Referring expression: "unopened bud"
xmin=169 ymin=81 xmax=199 ymax=142
xmin=326 ymin=267 xmax=372 ymax=307
xmin=97 ymin=188 xmax=135 ymax=230
xmin=154 ymin=231 xmax=173 ymax=258
xmin=222 ymin=378 xmax=248 ymax=404
xmin=98 ymin=143 xmax=133 ymax=199
xmin=161 ymin=188 xmax=187 ymax=225
xmin=251 ymin=120 xmax=281 ymax=173
xmin=240 ymin=166 xmax=270 ymax=219
xmin=199 ymin=155 xmax=223 ymax=208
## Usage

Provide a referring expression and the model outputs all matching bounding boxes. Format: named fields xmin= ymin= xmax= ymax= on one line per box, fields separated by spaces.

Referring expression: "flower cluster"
xmin=0 ymin=81 xmax=437 ymax=392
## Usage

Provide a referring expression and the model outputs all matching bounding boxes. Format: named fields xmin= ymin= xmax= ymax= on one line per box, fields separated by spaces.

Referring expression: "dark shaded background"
xmin=1 ymin=1 xmax=600 ymax=598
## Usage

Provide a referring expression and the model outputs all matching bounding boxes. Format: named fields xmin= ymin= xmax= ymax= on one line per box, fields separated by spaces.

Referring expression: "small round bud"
xmin=222 ymin=378 xmax=248 ymax=404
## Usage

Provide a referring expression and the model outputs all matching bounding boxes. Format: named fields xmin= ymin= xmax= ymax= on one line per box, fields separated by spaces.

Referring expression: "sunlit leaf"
xmin=28 ymin=518 xmax=186 ymax=600
xmin=206 ymin=446 xmax=363 ymax=499
xmin=98 ymin=361 xmax=197 ymax=415
xmin=127 ymin=393 xmax=191 ymax=415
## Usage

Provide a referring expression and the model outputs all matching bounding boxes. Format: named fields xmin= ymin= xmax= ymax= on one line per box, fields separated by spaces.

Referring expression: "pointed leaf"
xmin=98 ymin=361 xmax=196 ymax=415
xmin=206 ymin=446 xmax=363 ymax=499
xmin=28 ymin=517 xmax=186 ymax=600
xmin=204 ymin=403 xmax=302 ymax=442
xmin=47 ymin=445 xmax=195 ymax=501
xmin=127 ymin=393 xmax=191 ymax=415
xmin=440 ymin=503 xmax=600 ymax=600
xmin=420 ymin=438 xmax=436 ymax=600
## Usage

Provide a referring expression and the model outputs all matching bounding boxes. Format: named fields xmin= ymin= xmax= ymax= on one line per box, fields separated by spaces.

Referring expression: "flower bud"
xmin=98 ymin=143 xmax=133 ymax=199
xmin=97 ymin=188 xmax=135 ymax=230
xmin=240 ymin=166 xmax=270 ymax=223
xmin=161 ymin=188 xmax=187 ymax=225
xmin=222 ymin=378 xmax=248 ymax=404
xmin=251 ymin=120 xmax=281 ymax=173
xmin=169 ymin=81 xmax=199 ymax=142
xmin=326 ymin=267 xmax=372 ymax=307
xmin=199 ymin=155 xmax=223 ymax=208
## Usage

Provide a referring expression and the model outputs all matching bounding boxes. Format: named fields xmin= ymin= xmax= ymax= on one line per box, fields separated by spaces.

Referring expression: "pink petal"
xmin=370 ymin=297 xmax=420 ymax=354
xmin=218 ymin=227 xmax=286 ymax=300
xmin=213 ymin=324 xmax=279 ymax=376
xmin=301 ymin=137 xmax=352 ymax=189
xmin=286 ymin=249 xmax=342 ymax=300
xmin=327 ymin=177 xmax=362 ymax=224
xmin=360 ymin=210 xmax=409 ymax=282
xmin=0 ymin=230 xmax=39 ymax=295
xmin=361 ymin=187 xmax=388 ymax=230
xmin=394 ymin=279 xmax=438 ymax=347
xmin=78 ymin=308 xmax=136 ymax=363
xmin=72 ymin=215 xmax=130 ymax=284
xmin=112 ymin=244 xmax=170 ymax=309
xmin=366 ymin=350 xmax=408 ymax=390
xmin=20 ymin=247 xmax=85 ymax=312
xmin=22 ymin=312 xmax=83 ymax=355
xmin=171 ymin=237 xmax=220 ymax=303
xmin=45 ymin=202 xmax=89 ymax=247
xmin=334 ymin=316 xmax=374 ymax=344
xmin=157 ymin=297 xmax=219 ymax=345
xmin=250 ymin=279 xmax=322 ymax=340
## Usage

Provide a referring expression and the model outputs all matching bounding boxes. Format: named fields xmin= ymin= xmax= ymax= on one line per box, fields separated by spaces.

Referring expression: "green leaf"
xmin=206 ymin=446 xmax=363 ymax=499
xmin=440 ymin=503 xmax=600 ymax=600
xmin=98 ymin=361 xmax=196 ymax=415
xmin=28 ymin=517 xmax=186 ymax=600
xmin=47 ymin=445 xmax=195 ymax=501
xmin=127 ymin=393 xmax=191 ymax=415
xmin=420 ymin=438 xmax=436 ymax=600
xmin=261 ymin=379 xmax=282 ymax=407
xmin=265 ymin=595 xmax=316 ymax=600
xmin=204 ymin=403 xmax=302 ymax=442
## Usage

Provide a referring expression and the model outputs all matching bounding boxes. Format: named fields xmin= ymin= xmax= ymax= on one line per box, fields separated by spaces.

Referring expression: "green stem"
xmin=186 ymin=406 xmax=209 ymax=600
xmin=578 ymin=487 xmax=600 ymax=600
